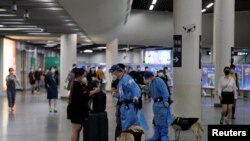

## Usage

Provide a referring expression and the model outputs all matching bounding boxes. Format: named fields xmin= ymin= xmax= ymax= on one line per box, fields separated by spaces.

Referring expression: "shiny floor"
xmin=0 ymin=90 xmax=249 ymax=141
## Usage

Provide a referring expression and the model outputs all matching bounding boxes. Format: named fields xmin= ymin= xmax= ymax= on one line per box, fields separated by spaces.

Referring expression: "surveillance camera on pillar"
xmin=183 ymin=24 xmax=196 ymax=33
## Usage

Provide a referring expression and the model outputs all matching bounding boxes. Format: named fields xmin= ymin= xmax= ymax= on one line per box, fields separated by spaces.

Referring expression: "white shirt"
xmin=218 ymin=76 xmax=238 ymax=99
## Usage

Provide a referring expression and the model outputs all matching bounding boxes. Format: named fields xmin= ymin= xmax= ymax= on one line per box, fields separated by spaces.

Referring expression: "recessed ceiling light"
xmin=81 ymin=43 xmax=93 ymax=46
xmin=66 ymin=23 xmax=75 ymax=26
xmin=206 ymin=3 xmax=214 ymax=8
xmin=84 ymin=49 xmax=93 ymax=53
xmin=0 ymin=14 xmax=16 ymax=17
xmin=46 ymin=7 xmax=63 ymax=11
xmin=64 ymin=19 xmax=72 ymax=22
xmin=97 ymin=46 xmax=106 ymax=49
xmin=85 ymin=39 xmax=92 ymax=42
xmin=0 ymin=9 xmax=6 ymax=11
xmin=201 ymin=9 xmax=206 ymax=13
xmin=152 ymin=0 xmax=157 ymax=5
xmin=149 ymin=5 xmax=154 ymax=10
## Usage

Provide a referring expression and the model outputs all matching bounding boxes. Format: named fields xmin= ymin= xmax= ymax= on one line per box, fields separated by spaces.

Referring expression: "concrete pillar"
xmin=60 ymin=34 xmax=77 ymax=97
xmin=0 ymin=38 xmax=3 ymax=95
xmin=105 ymin=38 xmax=118 ymax=90
xmin=213 ymin=0 xmax=235 ymax=106
xmin=173 ymin=0 xmax=202 ymax=117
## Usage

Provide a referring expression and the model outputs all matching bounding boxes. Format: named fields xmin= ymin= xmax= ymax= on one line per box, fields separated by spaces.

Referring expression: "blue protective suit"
xmin=146 ymin=77 xmax=173 ymax=141
xmin=117 ymin=74 xmax=144 ymax=131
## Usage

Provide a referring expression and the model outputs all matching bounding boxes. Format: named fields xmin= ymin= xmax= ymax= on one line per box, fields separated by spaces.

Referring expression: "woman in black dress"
xmin=67 ymin=68 xmax=100 ymax=141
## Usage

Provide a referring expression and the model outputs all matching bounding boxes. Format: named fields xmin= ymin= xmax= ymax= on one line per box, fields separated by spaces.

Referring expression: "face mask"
xmin=224 ymin=70 xmax=230 ymax=75
xmin=38 ymin=68 xmax=42 ymax=71
xmin=230 ymin=70 xmax=235 ymax=74
xmin=51 ymin=69 xmax=55 ymax=73
xmin=144 ymin=78 xmax=151 ymax=84
xmin=112 ymin=75 xmax=117 ymax=80
xmin=158 ymin=73 xmax=163 ymax=77
xmin=82 ymin=77 xmax=87 ymax=84
xmin=92 ymin=77 xmax=96 ymax=81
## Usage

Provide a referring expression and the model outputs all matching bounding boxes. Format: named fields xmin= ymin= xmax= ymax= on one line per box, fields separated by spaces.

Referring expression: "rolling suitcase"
xmin=83 ymin=112 xmax=108 ymax=141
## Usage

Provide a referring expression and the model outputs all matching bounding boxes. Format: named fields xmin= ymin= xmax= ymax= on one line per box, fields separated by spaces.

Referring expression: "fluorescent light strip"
xmin=0 ymin=28 xmax=17 ymax=31
xmin=201 ymin=9 xmax=207 ymax=13
xmin=84 ymin=49 xmax=93 ymax=53
xmin=0 ymin=27 xmax=43 ymax=31
xmin=149 ymin=5 xmax=154 ymax=10
xmin=8 ymin=25 xmax=38 ymax=28
xmin=152 ymin=0 xmax=157 ymax=5
xmin=0 ymin=19 xmax=24 ymax=21
xmin=27 ymin=33 xmax=51 ymax=35
xmin=206 ymin=3 xmax=214 ymax=8
xmin=0 ymin=9 xmax=6 ymax=11
xmin=97 ymin=46 xmax=106 ymax=49
xmin=0 ymin=22 xmax=24 ymax=24
xmin=0 ymin=25 xmax=4 ymax=27
xmin=0 ymin=14 xmax=16 ymax=17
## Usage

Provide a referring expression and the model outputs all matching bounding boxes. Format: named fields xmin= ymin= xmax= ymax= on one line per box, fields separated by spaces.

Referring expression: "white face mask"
xmin=38 ymin=68 xmax=42 ymax=71
xmin=82 ymin=77 xmax=87 ymax=84
xmin=158 ymin=73 xmax=163 ymax=77
xmin=92 ymin=77 xmax=96 ymax=81
xmin=51 ymin=69 xmax=55 ymax=73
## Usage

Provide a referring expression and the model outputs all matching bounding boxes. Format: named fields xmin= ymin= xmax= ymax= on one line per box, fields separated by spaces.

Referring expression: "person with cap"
xmin=109 ymin=63 xmax=142 ymax=138
xmin=144 ymin=71 xmax=172 ymax=141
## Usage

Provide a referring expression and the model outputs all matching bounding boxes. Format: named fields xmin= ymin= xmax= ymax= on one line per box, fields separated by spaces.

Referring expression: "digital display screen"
xmin=144 ymin=50 xmax=171 ymax=65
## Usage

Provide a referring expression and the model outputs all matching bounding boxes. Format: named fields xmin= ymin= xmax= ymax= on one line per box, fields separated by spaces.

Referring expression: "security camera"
xmin=183 ymin=24 xmax=196 ymax=33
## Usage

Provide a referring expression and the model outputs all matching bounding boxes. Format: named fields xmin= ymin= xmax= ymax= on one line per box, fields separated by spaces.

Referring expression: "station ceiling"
xmin=0 ymin=0 xmax=249 ymax=49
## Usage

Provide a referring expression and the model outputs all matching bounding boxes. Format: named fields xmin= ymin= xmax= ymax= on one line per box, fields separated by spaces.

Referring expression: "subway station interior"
xmin=0 ymin=0 xmax=250 ymax=141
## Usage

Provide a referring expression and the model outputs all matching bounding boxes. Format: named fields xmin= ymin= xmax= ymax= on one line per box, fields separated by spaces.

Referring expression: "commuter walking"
xmin=218 ymin=66 xmax=237 ymax=125
xmin=6 ymin=68 xmax=19 ymax=112
xmin=28 ymin=68 xmax=36 ymax=94
xmin=35 ymin=66 xmax=43 ymax=91
xmin=45 ymin=67 xmax=59 ymax=112
xmin=67 ymin=68 xmax=100 ymax=141
xmin=143 ymin=71 xmax=172 ymax=141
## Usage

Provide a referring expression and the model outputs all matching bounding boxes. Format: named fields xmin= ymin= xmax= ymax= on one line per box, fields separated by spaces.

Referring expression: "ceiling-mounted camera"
xmin=183 ymin=24 xmax=196 ymax=33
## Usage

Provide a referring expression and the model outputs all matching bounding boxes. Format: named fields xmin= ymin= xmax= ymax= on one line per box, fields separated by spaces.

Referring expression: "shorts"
xmin=221 ymin=92 xmax=234 ymax=104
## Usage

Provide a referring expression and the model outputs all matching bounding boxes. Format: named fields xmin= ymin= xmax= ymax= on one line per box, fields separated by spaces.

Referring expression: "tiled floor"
xmin=0 ymin=90 xmax=249 ymax=141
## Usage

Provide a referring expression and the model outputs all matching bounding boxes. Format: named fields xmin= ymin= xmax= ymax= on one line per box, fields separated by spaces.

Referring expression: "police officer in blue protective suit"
xmin=144 ymin=71 xmax=173 ymax=141
xmin=109 ymin=64 xmax=142 ymax=132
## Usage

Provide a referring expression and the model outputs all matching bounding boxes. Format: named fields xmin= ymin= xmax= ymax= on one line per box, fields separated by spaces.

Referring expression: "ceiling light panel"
xmin=0 ymin=19 xmax=25 ymax=21
xmin=0 ymin=8 xmax=6 ymax=11
xmin=0 ymin=14 xmax=16 ymax=17
xmin=0 ymin=22 xmax=24 ymax=24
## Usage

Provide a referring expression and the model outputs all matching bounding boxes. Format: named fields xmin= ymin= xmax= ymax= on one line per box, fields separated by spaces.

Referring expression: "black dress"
xmin=67 ymin=80 xmax=90 ymax=124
